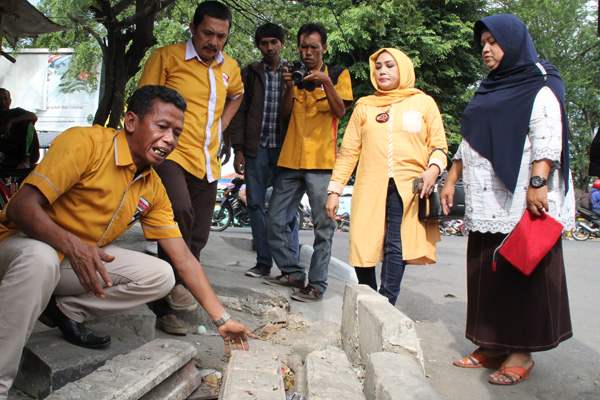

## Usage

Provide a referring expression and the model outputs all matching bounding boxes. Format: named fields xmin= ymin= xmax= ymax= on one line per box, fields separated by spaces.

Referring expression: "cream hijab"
xmin=357 ymin=47 xmax=424 ymax=107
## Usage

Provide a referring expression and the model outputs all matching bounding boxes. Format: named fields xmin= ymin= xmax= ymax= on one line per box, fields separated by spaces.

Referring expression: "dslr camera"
xmin=287 ymin=61 xmax=309 ymax=85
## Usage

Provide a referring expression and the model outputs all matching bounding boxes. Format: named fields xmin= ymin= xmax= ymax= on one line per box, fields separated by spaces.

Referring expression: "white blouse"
xmin=456 ymin=86 xmax=575 ymax=234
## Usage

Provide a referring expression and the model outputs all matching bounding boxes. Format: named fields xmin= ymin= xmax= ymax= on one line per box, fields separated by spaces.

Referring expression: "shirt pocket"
xmin=402 ymin=111 xmax=423 ymax=134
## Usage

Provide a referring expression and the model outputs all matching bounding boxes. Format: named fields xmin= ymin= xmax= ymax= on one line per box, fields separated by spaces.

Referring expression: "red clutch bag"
xmin=492 ymin=209 xmax=564 ymax=276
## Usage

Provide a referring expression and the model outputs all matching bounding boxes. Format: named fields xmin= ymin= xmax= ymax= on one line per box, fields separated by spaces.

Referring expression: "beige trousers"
xmin=0 ymin=234 xmax=175 ymax=398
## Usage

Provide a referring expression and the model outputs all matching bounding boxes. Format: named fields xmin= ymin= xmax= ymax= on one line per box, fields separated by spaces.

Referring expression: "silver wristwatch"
xmin=530 ymin=175 xmax=547 ymax=189
xmin=213 ymin=312 xmax=231 ymax=327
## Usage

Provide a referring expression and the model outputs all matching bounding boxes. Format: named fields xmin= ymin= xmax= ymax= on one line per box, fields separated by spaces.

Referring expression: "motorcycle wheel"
xmin=211 ymin=201 xmax=233 ymax=232
xmin=571 ymin=225 xmax=590 ymax=241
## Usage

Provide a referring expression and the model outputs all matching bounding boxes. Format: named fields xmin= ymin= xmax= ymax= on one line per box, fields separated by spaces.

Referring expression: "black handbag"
xmin=418 ymin=148 xmax=465 ymax=220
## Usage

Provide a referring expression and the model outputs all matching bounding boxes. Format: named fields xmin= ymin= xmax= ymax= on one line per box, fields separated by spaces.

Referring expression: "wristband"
xmin=213 ymin=313 xmax=231 ymax=328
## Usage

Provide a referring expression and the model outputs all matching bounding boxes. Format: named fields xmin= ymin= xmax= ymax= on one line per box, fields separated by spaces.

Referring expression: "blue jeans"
xmin=245 ymin=146 xmax=298 ymax=267
xmin=379 ymin=179 xmax=406 ymax=305
xmin=267 ymin=168 xmax=334 ymax=293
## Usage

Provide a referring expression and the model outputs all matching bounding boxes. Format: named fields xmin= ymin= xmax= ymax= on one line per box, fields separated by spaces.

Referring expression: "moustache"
xmin=203 ymin=45 xmax=217 ymax=52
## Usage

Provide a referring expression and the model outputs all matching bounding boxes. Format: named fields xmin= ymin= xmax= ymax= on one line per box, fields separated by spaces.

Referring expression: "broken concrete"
xmin=305 ymin=346 xmax=365 ymax=400
xmin=14 ymin=323 xmax=150 ymax=399
xmin=291 ymin=320 xmax=341 ymax=360
xmin=364 ymin=352 xmax=439 ymax=400
xmin=219 ymin=349 xmax=285 ymax=400
xmin=45 ymin=339 xmax=198 ymax=400
xmin=85 ymin=305 xmax=156 ymax=342
xmin=341 ymin=284 xmax=424 ymax=372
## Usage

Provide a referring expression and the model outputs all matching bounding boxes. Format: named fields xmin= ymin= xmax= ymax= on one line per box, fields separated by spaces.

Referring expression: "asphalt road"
xmin=215 ymin=227 xmax=600 ymax=399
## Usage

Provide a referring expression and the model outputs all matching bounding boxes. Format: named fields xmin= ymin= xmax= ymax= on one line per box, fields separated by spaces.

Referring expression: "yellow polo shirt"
xmin=0 ymin=126 xmax=181 ymax=260
xmin=278 ymin=65 xmax=353 ymax=170
xmin=138 ymin=40 xmax=243 ymax=182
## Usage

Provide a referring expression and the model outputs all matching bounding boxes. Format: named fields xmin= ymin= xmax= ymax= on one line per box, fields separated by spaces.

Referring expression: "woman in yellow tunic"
xmin=325 ymin=48 xmax=448 ymax=305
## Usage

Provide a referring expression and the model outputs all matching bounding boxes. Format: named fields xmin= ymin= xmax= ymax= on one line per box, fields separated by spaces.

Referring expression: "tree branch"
xmin=67 ymin=13 xmax=107 ymax=56
xmin=113 ymin=0 xmax=178 ymax=30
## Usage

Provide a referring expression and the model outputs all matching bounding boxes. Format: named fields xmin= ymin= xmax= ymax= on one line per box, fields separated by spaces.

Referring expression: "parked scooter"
xmin=439 ymin=219 xmax=466 ymax=236
xmin=211 ymin=178 xmax=250 ymax=232
xmin=570 ymin=206 xmax=600 ymax=241
xmin=335 ymin=212 xmax=350 ymax=232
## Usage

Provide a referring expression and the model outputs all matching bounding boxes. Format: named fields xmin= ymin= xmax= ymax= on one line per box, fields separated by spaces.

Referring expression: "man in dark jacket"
xmin=228 ymin=23 xmax=298 ymax=278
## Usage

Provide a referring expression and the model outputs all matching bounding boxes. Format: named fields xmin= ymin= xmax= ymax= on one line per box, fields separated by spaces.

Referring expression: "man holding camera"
xmin=227 ymin=23 xmax=299 ymax=279
xmin=263 ymin=22 xmax=353 ymax=302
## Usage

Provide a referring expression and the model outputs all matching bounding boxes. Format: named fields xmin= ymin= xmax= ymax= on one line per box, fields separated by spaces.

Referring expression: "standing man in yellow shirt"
xmin=138 ymin=1 xmax=243 ymax=333
xmin=263 ymin=22 xmax=353 ymax=302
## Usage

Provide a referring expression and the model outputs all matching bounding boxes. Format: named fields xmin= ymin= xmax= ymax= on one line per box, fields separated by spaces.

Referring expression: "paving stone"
xmin=219 ymin=349 xmax=285 ymax=400
xmin=86 ymin=304 xmax=156 ymax=342
xmin=291 ymin=320 xmax=341 ymax=360
xmin=364 ymin=353 xmax=439 ymax=400
xmin=357 ymin=298 xmax=424 ymax=372
xmin=14 ymin=323 xmax=149 ymax=399
xmin=305 ymin=346 xmax=365 ymax=400
xmin=341 ymin=284 xmax=389 ymax=364
xmin=139 ymin=358 xmax=201 ymax=400
xmin=44 ymin=339 xmax=197 ymax=400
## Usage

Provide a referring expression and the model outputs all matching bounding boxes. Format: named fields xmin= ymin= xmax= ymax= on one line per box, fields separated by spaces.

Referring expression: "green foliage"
xmin=488 ymin=0 xmax=600 ymax=190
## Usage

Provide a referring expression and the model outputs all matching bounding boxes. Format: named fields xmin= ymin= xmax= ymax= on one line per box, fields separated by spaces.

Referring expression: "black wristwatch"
xmin=530 ymin=175 xmax=547 ymax=189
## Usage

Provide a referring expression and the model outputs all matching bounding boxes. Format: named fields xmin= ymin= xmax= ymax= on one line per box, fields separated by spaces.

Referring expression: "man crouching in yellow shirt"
xmin=0 ymin=85 xmax=253 ymax=399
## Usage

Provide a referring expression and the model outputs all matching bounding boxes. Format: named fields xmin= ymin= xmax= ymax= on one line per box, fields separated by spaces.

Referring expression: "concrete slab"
xmin=364 ymin=352 xmax=439 ymax=400
xmin=291 ymin=320 xmax=341 ymax=360
xmin=305 ymin=346 xmax=365 ymax=400
xmin=86 ymin=304 xmax=156 ymax=342
xmin=13 ymin=323 xmax=149 ymax=399
xmin=45 ymin=339 xmax=196 ymax=400
xmin=357 ymin=295 xmax=424 ymax=372
xmin=139 ymin=358 xmax=201 ymax=400
xmin=341 ymin=284 xmax=389 ymax=365
xmin=219 ymin=349 xmax=285 ymax=400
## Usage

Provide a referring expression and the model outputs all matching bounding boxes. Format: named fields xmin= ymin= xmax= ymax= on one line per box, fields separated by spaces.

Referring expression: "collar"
xmin=262 ymin=58 xmax=286 ymax=71
xmin=115 ymin=130 xmax=152 ymax=177
xmin=185 ymin=39 xmax=225 ymax=65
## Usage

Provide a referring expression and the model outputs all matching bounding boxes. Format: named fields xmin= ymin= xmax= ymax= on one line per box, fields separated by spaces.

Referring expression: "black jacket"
xmin=227 ymin=60 xmax=287 ymax=158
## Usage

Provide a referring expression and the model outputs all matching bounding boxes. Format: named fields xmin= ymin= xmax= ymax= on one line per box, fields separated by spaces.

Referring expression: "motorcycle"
xmin=335 ymin=212 xmax=350 ymax=232
xmin=570 ymin=206 xmax=600 ymax=241
xmin=439 ymin=219 xmax=466 ymax=236
xmin=298 ymin=203 xmax=313 ymax=230
xmin=211 ymin=178 xmax=250 ymax=232
xmin=212 ymin=179 xmax=310 ymax=232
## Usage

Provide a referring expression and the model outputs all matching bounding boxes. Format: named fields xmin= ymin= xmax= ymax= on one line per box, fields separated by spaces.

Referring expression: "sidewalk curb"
xmin=222 ymin=236 xmax=358 ymax=284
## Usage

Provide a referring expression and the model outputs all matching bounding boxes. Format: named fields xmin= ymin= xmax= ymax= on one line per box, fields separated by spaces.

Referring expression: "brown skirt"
xmin=465 ymin=231 xmax=572 ymax=352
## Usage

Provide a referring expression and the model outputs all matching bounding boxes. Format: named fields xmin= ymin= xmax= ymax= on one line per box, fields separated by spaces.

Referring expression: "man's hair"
xmin=254 ymin=23 xmax=285 ymax=47
xmin=193 ymin=1 xmax=232 ymax=29
xmin=0 ymin=88 xmax=10 ymax=98
xmin=127 ymin=85 xmax=187 ymax=118
xmin=297 ymin=22 xmax=327 ymax=45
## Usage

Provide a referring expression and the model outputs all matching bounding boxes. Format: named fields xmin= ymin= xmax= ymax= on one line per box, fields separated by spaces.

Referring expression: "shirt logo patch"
xmin=223 ymin=72 xmax=230 ymax=86
xmin=129 ymin=196 xmax=151 ymax=226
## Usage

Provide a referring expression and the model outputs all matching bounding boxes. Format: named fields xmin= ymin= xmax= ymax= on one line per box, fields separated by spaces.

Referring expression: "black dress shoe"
xmin=57 ymin=317 xmax=111 ymax=349
xmin=39 ymin=296 xmax=111 ymax=349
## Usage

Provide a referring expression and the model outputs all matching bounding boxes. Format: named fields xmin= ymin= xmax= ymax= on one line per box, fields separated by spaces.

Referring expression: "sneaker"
xmin=291 ymin=285 xmax=323 ymax=302
xmin=262 ymin=273 xmax=305 ymax=289
xmin=156 ymin=315 xmax=188 ymax=336
xmin=245 ymin=263 xmax=271 ymax=278
xmin=165 ymin=284 xmax=198 ymax=312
